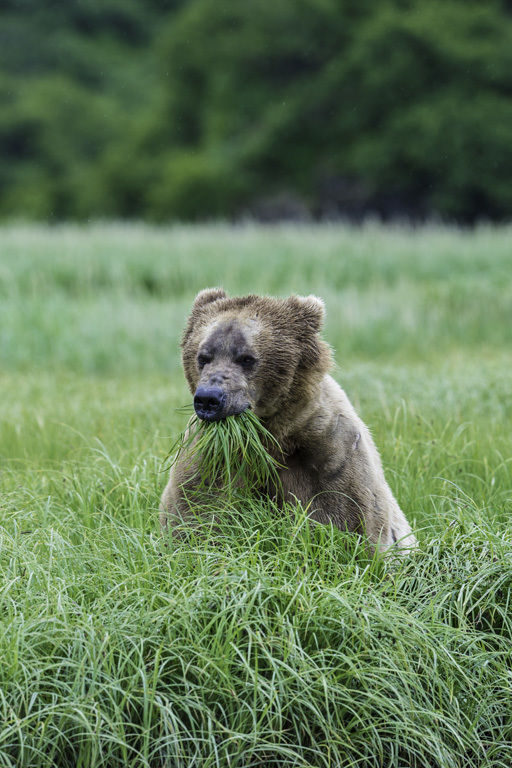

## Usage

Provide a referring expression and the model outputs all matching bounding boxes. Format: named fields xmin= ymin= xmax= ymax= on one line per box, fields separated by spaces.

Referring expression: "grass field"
xmin=0 ymin=222 xmax=511 ymax=767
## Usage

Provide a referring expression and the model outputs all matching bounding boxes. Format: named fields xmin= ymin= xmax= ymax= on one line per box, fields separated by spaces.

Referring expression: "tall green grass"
xmin=1 ymin=222 xmax=511 ymax=372
xmin=1 ymin=223 xmax=511 ymax=766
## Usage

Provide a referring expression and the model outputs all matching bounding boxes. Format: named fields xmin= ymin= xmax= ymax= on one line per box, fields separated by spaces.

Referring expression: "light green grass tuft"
xmin=169 ymin=409 xmax=283 ymax=499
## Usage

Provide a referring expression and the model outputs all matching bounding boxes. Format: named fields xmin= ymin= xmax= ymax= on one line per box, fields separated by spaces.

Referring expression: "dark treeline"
xmin=1 ymin=0 xmax=512 ymax=222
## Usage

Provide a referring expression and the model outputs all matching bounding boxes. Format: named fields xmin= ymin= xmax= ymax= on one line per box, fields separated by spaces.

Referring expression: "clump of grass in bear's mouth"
xmin=170 ymin=409 xmax=283 ymax=497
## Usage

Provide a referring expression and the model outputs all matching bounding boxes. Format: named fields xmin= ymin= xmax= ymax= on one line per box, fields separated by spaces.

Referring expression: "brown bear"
xmin=160 ymin=288 xmax=416 ymax=553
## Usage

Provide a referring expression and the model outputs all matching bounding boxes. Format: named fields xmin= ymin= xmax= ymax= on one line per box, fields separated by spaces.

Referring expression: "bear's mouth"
xmin=193 ymin=386 xmax=250 ymax=422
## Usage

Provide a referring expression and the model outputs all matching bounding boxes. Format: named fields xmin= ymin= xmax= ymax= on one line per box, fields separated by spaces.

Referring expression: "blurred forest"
xmin=1 ymin=0 xmax=512 ymax=222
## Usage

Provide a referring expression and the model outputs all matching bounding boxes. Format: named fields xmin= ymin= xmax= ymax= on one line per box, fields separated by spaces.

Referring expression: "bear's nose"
xmin=194 ymin=386 xmax=227 ymax=421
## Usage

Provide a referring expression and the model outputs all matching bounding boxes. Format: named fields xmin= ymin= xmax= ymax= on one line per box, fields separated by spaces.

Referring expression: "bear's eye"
xmin=197 ymin=354 xmax=212 ymax=368
xmin=238 ymin=355 xmax=257 ymax=369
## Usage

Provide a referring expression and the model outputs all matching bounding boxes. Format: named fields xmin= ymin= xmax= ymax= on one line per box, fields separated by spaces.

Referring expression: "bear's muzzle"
xmin=194 ymin=385 xmax=250 ymax=421
xmin=194 ymin=386 xmax=227 ymax=421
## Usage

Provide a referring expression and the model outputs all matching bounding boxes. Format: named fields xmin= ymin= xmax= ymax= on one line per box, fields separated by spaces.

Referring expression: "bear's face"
xmin=192 ymin=316 xmax=260 ymax=421
xmin=181 ymin=288 xmax=331 ymax=423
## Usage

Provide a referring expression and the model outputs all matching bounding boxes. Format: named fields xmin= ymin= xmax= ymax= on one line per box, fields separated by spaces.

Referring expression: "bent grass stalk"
xmin=169 ymin=408 xmax=284 ymax=500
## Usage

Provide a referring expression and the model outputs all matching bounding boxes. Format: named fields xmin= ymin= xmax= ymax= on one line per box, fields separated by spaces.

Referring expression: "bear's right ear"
xmin=192 ymin=287 xmax=227 ymax=312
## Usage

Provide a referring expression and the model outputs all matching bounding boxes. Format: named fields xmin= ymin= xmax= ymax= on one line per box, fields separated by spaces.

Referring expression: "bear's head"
xmin=181 ymin=288 xmax=332 ymax=425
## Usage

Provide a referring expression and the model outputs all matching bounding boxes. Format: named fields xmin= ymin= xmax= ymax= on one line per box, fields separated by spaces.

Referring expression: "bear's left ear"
xmin=287 ymin=294 xmax=325 ymax=332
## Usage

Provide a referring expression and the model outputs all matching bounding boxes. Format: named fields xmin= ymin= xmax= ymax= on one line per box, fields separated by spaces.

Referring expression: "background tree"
xmin=1 ymin=0 xmax=511 ymax=221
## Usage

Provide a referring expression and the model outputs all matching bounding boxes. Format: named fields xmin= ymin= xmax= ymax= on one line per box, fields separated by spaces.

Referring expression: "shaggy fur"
xmin=160 ymin=288 xmax=416 ymax=553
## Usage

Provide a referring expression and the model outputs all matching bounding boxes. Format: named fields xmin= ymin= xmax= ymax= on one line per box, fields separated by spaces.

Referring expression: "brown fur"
xmin=160 ymin=288 xmax=416 ymax=553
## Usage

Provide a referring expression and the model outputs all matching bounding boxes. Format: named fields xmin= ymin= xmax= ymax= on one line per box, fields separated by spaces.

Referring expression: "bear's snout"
xmin=194 ymin=386 xmax=227 ymax=421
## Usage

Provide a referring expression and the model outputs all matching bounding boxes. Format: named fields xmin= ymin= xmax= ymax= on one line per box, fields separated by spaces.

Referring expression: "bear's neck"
xmin=264 ymin=371 xmax=334 ymax=453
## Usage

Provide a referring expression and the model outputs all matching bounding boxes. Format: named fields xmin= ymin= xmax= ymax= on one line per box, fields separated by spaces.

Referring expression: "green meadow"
xmin=0 ymin=223 xmax=511 ymax=767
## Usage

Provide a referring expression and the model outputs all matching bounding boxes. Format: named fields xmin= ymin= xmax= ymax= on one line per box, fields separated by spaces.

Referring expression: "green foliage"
xmin=340 ymin=1 xmax=512 ymax=220
xmin=0 ymin=0 xmax=170 ymax=220
xmin=148 ymin=0 xmax=512 ymax=221
xmin=0 ymin=75 xmax=124 ymax=218
xmin=1 ymin=1 xmax=512 ymax=220
xmin=146 ymin=151 xmax=247 ymax=221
